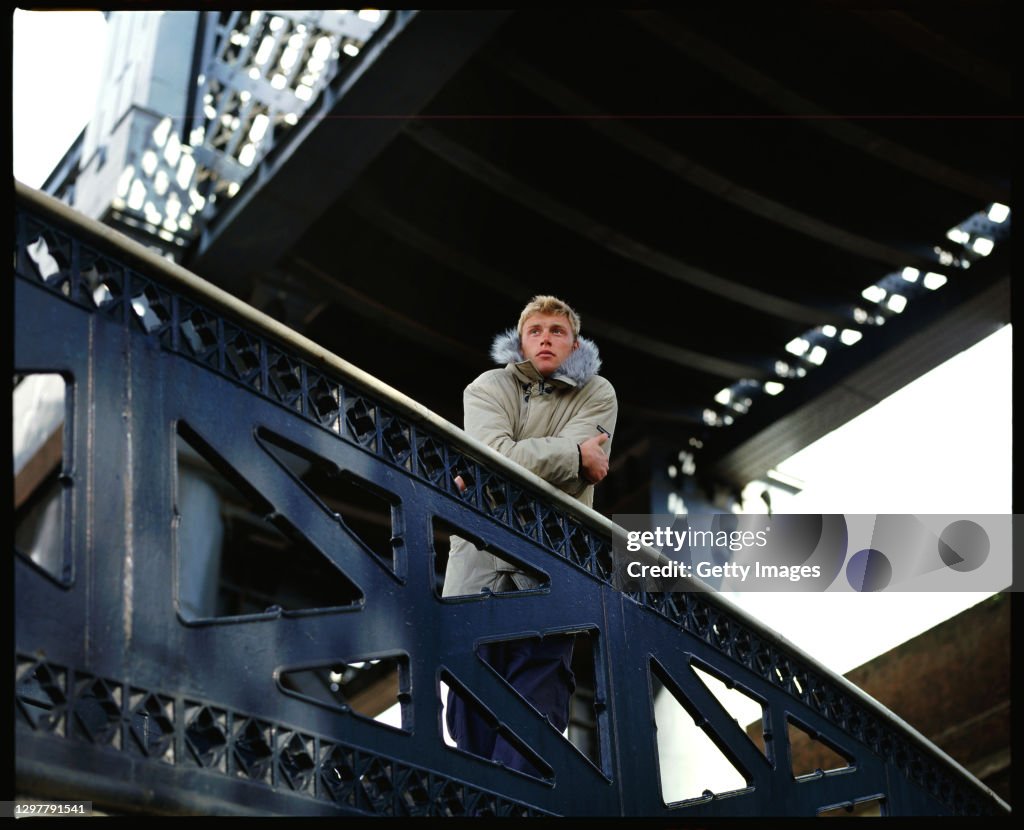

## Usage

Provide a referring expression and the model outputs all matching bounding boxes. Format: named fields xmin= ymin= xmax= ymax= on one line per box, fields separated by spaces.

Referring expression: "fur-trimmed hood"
xmin=489 ymin=328 xmax=602 ymax=387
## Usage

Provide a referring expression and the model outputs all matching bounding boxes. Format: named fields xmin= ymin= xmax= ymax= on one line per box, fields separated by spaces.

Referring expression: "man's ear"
xmin=572 ymin=339 xmax=580 ymax=351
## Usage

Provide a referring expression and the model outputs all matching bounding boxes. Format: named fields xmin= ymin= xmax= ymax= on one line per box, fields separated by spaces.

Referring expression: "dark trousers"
xmin=446 ymin=635 xmax=576 ymax=774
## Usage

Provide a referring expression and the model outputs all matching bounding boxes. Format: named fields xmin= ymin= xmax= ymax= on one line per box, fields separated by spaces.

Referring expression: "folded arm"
xmin=463 ymin=378 xmax=618 ymax=494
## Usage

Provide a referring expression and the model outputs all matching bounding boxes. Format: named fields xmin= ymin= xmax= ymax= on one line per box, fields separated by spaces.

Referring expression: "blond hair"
xmin=516 ymin=295 xmax=581 ymax=340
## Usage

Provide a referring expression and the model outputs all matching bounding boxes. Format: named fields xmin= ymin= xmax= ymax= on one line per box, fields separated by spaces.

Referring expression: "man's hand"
xmin=454 ymin=475 xmax=466 ymax=493
xmin=579 ymin=432 xmax=609 ymax=484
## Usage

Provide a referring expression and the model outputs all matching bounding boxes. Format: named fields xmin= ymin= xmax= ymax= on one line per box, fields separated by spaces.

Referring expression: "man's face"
xmin=520 ymin=313 xmax=578 ymax=376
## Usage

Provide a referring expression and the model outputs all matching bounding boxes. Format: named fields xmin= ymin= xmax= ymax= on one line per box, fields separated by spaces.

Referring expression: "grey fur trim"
xmin=489 ymin=328 xmax=523 ymax=366
xmin=489 ymin=328 xmax=602 ymax=386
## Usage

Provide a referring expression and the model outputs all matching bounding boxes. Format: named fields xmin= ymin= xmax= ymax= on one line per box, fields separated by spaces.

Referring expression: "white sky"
xmin=732 ymin=323 xmax=1010 ymax=676
xmin=12 ymin=9 xmax=1013 ymax=782
xmin=12 ymin=9 xmax=108 ymax=189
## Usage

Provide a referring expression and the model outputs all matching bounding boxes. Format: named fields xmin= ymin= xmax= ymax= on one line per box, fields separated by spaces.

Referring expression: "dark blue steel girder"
xmin=13 ymin=186 xmax=1008 ymax=817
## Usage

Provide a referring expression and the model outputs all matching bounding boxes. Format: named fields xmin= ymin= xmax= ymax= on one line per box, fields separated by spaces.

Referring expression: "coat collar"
xmin=489 ymin=328 xmax=602 ymax=388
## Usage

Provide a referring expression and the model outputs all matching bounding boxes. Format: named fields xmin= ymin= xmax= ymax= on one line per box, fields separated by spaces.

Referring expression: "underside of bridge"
xmin=180 ymin=8 xmax=1011 ymax=514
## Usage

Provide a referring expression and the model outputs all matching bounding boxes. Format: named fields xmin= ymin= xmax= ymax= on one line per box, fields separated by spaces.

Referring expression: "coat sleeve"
xmin=463 ymin=375 xmax=618 ymax=492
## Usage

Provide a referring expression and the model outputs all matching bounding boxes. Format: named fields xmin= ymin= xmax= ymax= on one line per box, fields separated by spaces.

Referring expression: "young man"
xmin=442 ymin=295 xmax=618 ymax=773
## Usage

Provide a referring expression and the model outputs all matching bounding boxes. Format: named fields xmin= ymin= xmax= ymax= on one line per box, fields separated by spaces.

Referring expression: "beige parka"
xmin=442 ymin=329 xmax=617 ymax=596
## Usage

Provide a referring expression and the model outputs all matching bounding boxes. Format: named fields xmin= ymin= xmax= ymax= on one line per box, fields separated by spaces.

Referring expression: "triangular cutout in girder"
xmin=175 ymin=420 xmax=363 ymax=619
xmin=256 ymin=427 xmax=399 ymax=575
xmin=689 ymin=659 xmax=768 ymax=760
xmin=279 ymin=654 xmax=408 ymax=731
xmin=786 ymin=713 xmax=856 ymax=779
xmin=475 ymin=629 xmax=604 ymax=773
xmin=441 ymin=669 xmax=553 ymax=780
xmin=650 ymin=658 xmax=751 ymax=805
xmin=432 ymin=516 xmax=549 ymax=598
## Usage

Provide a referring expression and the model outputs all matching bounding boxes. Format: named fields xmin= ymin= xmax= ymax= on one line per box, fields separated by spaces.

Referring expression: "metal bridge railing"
xmin=13 ymin=182 xmax=1009 ymax=816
